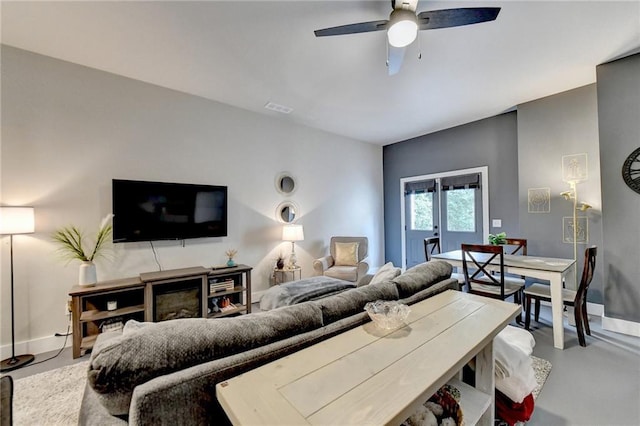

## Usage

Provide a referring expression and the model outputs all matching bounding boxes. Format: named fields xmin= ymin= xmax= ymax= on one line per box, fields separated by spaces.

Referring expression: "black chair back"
xmin=423 ymin=237 xmax=441 ymax=262
xmin=575 ymin=246 xmax=597 ymax=306
xmin=504 ymin=238 xmax=527 ymax=255
xmin=461 ymin=244 xmax=506 ymax=298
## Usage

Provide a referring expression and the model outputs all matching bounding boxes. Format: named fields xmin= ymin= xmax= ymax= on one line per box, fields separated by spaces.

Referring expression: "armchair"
xmin=313 ymin=236 xmax=369 ymax=284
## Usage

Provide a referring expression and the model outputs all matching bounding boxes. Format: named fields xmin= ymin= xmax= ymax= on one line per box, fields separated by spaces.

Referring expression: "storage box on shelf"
xmin=69 ymin=264 xmax=252 ymax=358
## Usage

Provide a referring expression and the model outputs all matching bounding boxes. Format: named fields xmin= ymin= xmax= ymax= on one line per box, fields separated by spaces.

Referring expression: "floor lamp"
xmin=0 ymin=206 xmax=35 ymax=372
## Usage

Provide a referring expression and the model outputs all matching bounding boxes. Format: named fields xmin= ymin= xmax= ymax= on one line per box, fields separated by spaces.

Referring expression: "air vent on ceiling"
xmin=264 ymin=102 xmax=293 ymax=114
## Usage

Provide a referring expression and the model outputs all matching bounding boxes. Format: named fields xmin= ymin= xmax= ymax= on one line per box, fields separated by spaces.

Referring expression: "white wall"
xmin=0 ymin=46 xmax=384 ymax=356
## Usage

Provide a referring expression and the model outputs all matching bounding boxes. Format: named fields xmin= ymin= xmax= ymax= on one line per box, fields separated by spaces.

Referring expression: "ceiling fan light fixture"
xmin=387 ymin=9 xmax=418 ymax=48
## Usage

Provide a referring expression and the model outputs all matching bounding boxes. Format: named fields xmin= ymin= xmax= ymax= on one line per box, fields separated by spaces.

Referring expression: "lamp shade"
xmin=0 ymin=207 xmax=35 ymax=235
xmin=282 ymin=224 xmax=304 ymax=242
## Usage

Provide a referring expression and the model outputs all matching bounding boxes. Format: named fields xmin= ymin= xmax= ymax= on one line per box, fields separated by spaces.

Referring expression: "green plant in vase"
xmin=488 ymin=232 xmax=507 ymax=245
xmin=52 ymin=214 xmax=113 ymax=286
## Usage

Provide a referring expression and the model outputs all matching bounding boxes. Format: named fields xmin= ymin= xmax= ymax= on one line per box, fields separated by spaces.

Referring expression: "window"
xmin=446 ymin=189 xmax=475 ymax=232
xmin=410 ymin=192 xmax=433 ymax=230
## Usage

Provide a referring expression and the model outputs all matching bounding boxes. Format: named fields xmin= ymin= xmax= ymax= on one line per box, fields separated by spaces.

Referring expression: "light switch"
xmin=492 ymin=219 xmax=502 ymax=228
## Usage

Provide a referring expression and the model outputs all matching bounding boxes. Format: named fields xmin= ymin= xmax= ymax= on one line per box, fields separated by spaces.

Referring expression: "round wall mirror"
xmin=276 ymin=201 xmax=298 ymax=223
xmin=275 ymin=172 xmax=296 ymax=195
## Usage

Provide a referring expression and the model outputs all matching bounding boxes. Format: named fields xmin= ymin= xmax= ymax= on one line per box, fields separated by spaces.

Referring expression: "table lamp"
xmin=282 ymin=224 xmax=304 ymax=268
xmin=0 ymin=206 xmax=36 ymax=372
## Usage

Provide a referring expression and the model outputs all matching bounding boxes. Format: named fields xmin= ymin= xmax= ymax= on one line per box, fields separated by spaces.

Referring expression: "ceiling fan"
xmin=314 ymin=0 xmax=501 ymax=75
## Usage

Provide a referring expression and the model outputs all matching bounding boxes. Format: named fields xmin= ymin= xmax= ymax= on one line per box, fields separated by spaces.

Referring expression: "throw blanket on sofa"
xmin=260 ymin=276 xmax=356 ymax=311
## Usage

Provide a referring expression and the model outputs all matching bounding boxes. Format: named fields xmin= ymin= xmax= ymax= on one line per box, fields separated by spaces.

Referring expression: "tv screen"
xmin=112 ymin=179 xmax=227 ymax=242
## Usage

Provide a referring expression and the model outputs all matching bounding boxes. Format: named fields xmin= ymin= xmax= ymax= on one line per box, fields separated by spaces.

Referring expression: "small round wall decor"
xmin=622 ymin=147 xmax=640 ymax=194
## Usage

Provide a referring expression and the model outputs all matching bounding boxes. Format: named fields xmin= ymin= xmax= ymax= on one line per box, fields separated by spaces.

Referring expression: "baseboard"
xmin=0 ymin=333 xmax=72 ymax=359
xmin=538 ymin=300 xmax=640 ymax=338
xmin=538 ymin=300 xmax=604 ymax=316
xmin=587 ymin=302 xmax=604 ymax=316
xmin=602 ymin=315 xmax=640 ymax=338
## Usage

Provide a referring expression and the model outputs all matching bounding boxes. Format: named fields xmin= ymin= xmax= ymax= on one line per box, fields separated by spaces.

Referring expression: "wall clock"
xmin=622 ymin=147 xmax=640 ymax=194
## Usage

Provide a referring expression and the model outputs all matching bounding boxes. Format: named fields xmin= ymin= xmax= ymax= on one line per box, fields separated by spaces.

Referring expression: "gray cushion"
xmin=369 ymin=262 xmax=402 ymax=285
xmin=392 ymin=260 xmax=453 ymax=298
xmin=399 ymin=278 xmax=459 ymax=306
xmin=314 ymin=281 xmax=399 ymax=325
xmin=324 ymin=265 xmax=358 ymax=282
xmin=88 ymin=302 xmax=323 ymax=415
xmin=1 ymin=376 xmax=12 ymax=426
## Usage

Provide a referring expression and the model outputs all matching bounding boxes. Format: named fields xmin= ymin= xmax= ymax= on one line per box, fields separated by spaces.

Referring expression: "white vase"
xmin=79 ymin=261 xmax=97 ymax=286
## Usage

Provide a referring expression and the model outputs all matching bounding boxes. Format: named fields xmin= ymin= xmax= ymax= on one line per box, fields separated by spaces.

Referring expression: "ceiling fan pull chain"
xmin=418 ymin=35 xmax=422 ymax=60
xmin=386 ymin=41 xmax=390 ymax=67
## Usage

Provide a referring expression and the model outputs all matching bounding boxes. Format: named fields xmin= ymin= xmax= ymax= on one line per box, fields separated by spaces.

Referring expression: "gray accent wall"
xmin=383 ymin=112 xmax=519 ymax=267
xmin=596 ymin=53 xmax=640 ymax=322
xmin=517 ymin=85 xmax=604 ymax=304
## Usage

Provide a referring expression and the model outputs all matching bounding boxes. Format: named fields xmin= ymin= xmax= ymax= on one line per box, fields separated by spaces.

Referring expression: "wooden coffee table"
xmin=217 ymin=290 xmax=519 ymax=425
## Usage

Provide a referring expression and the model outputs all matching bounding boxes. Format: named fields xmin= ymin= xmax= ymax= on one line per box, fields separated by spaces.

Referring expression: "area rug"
xmin=531 ymin=355 xmax=552 ymax=399
xmin=12 ymin=361 xmax=89 ymax=426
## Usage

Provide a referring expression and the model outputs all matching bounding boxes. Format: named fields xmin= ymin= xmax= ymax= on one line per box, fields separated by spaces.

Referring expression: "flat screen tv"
xmin=112 ymin=179 xmax=227 ymax=243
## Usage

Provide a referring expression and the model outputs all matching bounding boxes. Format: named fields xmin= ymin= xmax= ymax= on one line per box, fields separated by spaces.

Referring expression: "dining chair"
xmin=496 ymin=238 xmax=528 ymax=282
xmin=424 ymin=237 xmax=465 ymax=286
xmin=524 ymin=246 xmax=597 ymax=347
xmin=461 ymin=244 xmax=524 ymax=321
xmin=504 ymin=238 xmax=527 ymax=255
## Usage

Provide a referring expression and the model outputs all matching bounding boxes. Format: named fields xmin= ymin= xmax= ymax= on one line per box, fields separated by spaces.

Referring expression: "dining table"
xmin=432 ymin=249 xmax=576 ymax=350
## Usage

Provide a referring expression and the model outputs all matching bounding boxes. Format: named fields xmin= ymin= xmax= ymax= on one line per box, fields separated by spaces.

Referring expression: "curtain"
xmin=405 ymin=179 xmax=436 ymax=195
xmin=441 ymin=173 xmax=481 ymax=191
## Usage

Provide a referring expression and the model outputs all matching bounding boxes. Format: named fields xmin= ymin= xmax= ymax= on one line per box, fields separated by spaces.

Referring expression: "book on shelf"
xmin=220 ymin=303 xmax=237 ymax=312
xmin=209 ymin=279 xmax=235 ymax=293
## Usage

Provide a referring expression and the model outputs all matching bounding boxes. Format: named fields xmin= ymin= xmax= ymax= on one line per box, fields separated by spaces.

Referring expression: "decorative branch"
xmin=52 ymin=214 xmax=114 ymax=263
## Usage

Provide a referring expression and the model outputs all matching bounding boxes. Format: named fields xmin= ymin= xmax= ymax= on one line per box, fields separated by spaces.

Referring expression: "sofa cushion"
xmin=392 ymin=260 xmax=453 ymax=298
xmin=88 ymin=302 xmax=323 ymax=415
xmin=314 ymin=281 xmax=399 ymax=325
xmin=369 ymin=262 xmax=401 ymax=285
xmin=324 ymin=265 xmax=358 ymax=282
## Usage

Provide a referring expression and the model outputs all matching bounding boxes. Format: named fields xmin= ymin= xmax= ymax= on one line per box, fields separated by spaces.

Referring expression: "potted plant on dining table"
xmin=488 ymin=232 xmax=507 ymax=245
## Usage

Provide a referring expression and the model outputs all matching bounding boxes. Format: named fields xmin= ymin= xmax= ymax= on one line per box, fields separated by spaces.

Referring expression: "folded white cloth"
xmin=494 ymin=325 xmax=535 ymax=379
xmin=499 ymin=325 xmax=536 ymax=356
xmin=496 ymin=355 xmax=538 ymax=403
xmin=494 ymin=325 xmax=538 ymax=403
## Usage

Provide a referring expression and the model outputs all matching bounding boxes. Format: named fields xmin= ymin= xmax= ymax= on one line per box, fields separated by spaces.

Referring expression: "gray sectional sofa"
xmin=79 ymin=260 xmax=457 ymax=426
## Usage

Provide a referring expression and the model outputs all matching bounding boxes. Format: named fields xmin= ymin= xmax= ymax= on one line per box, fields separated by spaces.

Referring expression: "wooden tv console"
xmin=68 ymin=264 xmax=252 ymax=359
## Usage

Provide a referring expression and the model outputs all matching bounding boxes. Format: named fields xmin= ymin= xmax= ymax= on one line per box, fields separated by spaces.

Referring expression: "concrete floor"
xmin=526 ymin=306 xmax=640 ymax=426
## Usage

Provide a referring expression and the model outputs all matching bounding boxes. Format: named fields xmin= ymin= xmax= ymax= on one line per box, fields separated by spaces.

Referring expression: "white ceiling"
xmin=2 ymin=1 xmax=639 ymax=145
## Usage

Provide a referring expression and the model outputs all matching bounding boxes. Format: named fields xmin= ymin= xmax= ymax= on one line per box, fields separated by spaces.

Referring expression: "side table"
xmin=273 ymin=267 xmax=301 ymax=285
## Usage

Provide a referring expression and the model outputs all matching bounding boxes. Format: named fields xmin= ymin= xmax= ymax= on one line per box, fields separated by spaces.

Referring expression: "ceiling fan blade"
xmin=314 ymin=20 xmax=389 ymax=37
xmin=387 ymin=44 xmax=406 ymax=76
xmin=417 ymin=7 xmax=500 ymax=30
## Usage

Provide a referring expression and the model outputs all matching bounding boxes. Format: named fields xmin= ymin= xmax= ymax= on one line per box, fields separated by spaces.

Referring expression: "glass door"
xmin=439 ymin=183 xmax=483 ymax=253
xmin=402 ymin=169 xmax=487 ymax=269
xmin=404 ymin=179 xmax=439 ymax=268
